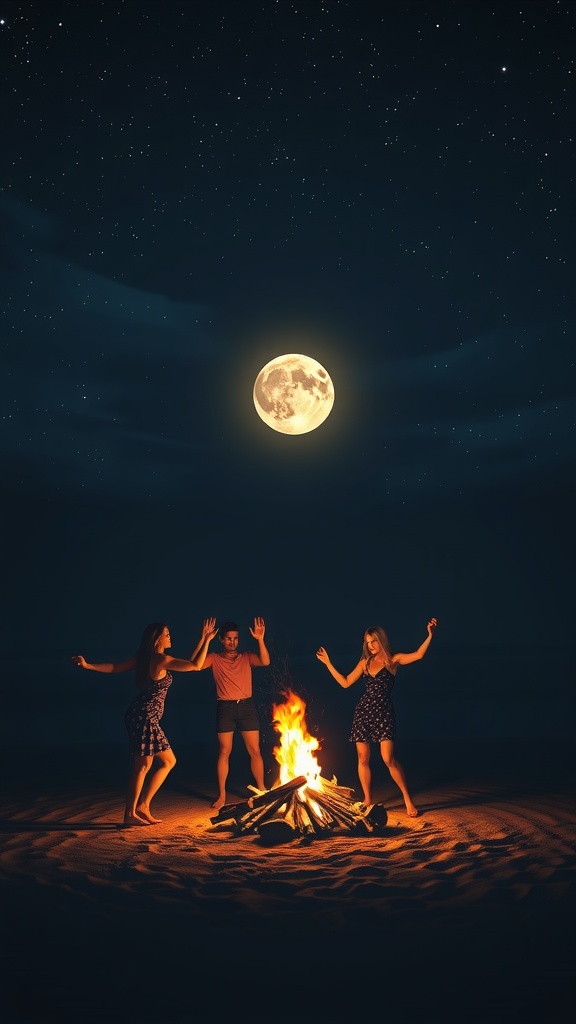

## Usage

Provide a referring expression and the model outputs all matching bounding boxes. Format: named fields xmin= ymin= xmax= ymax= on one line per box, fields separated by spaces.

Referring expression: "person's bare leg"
xmin=212 ymin=732 xmax=234 ymax=810
xmin=380 ymin=739 xmax=418 ymax=817
xmin=242 ymin=730 xmax=266 ymax=792
xmin=137 ymin=749 xmax=177 ymax=822
xmin=356 ymin=742 xmax=372 ymax=805
xmin=125 ymin=755 xmax=153 ymax=825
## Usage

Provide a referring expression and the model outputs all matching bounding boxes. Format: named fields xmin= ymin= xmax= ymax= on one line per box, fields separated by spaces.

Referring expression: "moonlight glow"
xmin=253 ymin=353 xmax=335 ymax=435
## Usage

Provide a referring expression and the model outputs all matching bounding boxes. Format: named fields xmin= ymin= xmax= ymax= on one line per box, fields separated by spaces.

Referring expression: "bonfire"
xmin=209 ymin=689 xmax=388 ymax=841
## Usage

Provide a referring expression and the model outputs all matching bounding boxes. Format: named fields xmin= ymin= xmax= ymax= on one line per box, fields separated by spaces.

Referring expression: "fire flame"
xmin=272 ymin=689 xmax=322 ymax=787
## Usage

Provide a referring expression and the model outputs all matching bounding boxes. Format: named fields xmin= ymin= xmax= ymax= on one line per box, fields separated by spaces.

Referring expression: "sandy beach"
xmin=1 ymin=737 xmax=574 ymax=1024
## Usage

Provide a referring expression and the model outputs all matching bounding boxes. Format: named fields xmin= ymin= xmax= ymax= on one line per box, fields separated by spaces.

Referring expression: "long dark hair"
xmin=135 ymin=622 xmax=167 ymax=688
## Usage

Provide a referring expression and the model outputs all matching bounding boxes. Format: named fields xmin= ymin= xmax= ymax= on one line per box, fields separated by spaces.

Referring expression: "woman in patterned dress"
xmin=316 ymin=618 xmax=437 ymax=817
xmin=72 ymin=619 xmax=217 ymax=826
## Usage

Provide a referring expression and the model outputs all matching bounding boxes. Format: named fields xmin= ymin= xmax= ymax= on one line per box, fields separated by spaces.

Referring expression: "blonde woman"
xmin=316 ymin=618 xmax=437 ymax=817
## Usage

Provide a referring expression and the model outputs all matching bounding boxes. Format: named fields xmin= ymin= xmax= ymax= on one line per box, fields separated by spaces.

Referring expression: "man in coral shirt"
xmin=192 ymin=617 xmax=270 ymax=810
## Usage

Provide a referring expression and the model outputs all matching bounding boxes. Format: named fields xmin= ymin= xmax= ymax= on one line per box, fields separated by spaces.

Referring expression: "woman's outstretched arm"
xmin=71 ymin=655 xmax=136 ymax=674
xmin=392 ymin=618 xmax=438 ymax=667
xmin=189 ymin=617 xmax=217 ymax=661
xmin=315 ymin=647 xmax=364 ymax=688
xmin=160 ymin=620 xmax=218 ymax=673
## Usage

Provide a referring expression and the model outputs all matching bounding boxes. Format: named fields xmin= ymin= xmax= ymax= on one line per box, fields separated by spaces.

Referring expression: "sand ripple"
xmin=1 ymin=781 xmax=574 ymax=925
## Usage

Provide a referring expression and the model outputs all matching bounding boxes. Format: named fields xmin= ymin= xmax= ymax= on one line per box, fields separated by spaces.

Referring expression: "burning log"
xmin=257 ymin=818 xmax=300 ymax=843
xmin=237 ymin=793 xmax=294 ymax=834
xmin=307 ymin=779 xmax=359 ymax=821
xmin=295 ymin=791 xmax=331 ymax=833
xmin=209 ymin=775 xmax=307 ymax=825
xmin=362 ymin=803 xmax=389 ymax=833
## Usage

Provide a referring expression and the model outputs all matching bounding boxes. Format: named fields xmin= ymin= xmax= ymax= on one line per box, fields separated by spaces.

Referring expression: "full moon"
xmin=253 ymin=353 xmax=335 ymax=435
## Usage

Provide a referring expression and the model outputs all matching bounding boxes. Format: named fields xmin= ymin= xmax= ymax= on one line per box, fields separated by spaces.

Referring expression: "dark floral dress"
xmin=124 ymin=671 xmax=173 ymax=756
xmin=349 ymin=663 xmax=396 ymax=743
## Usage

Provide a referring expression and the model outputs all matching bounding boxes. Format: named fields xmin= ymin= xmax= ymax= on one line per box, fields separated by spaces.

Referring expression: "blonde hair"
xmin=362 ymin=626 xmax=393 ymax=668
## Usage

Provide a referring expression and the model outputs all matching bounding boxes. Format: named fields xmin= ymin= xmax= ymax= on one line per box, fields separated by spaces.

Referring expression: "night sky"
xmin=1 ymin=1 xmax=574 ymax=720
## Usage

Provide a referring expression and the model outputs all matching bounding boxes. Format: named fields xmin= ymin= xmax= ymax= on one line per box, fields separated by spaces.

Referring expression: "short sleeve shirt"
xmin=210 ymin=652 xmax=253 ymax=700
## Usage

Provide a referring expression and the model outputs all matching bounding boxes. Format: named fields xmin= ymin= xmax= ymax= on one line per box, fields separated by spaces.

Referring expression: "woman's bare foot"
xmin=123 ymin=812 xmax=152 ymax=827
xmin=405 ymin=802 xmax=419 ymax=818
xmin=136 ymin=805 xmax=162 ymax=824
xmin=211 ymin=795 xmax=226 ymax=811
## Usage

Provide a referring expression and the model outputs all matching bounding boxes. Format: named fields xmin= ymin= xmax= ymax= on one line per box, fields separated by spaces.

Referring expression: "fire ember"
xmin=209 ymin=689 xmax=388 ymax=841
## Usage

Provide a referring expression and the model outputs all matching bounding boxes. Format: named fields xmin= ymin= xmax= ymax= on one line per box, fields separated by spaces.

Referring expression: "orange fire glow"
xmin=272 ymin=689 xmax=322 ymax=786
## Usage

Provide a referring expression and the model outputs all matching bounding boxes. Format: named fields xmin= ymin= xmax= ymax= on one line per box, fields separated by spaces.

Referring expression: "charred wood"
xmin=209 ymin=775 xmax=307 ymax=825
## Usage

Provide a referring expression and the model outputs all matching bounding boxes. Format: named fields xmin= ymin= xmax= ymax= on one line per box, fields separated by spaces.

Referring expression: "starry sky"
xmin=1 ymin=1 xmax=574 ymax=680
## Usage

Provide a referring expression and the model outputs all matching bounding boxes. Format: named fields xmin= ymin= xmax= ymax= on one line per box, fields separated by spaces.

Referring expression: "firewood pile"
xmin=209 ymin=773 xmax=388 ymax=841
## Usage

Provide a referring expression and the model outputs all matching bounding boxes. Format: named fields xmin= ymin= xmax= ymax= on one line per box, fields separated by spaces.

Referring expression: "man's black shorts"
xmin=216 ymin=697 xmax=260 ymax=733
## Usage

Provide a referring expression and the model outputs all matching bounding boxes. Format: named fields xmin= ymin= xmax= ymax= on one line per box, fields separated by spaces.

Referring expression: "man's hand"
xmin=249 ymin=616 xmax=266 ymax=640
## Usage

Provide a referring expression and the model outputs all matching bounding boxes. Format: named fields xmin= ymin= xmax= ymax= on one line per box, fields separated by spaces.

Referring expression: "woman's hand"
xmin=71 ymin=655 xmax=88 ymax=669
xmin=427 ymin=617 xmax=438 ymax=636
xmin=316 ymin=646 xmax=330 ymax=665
xmin=201 ymin=617 xmax=217 ymax=640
